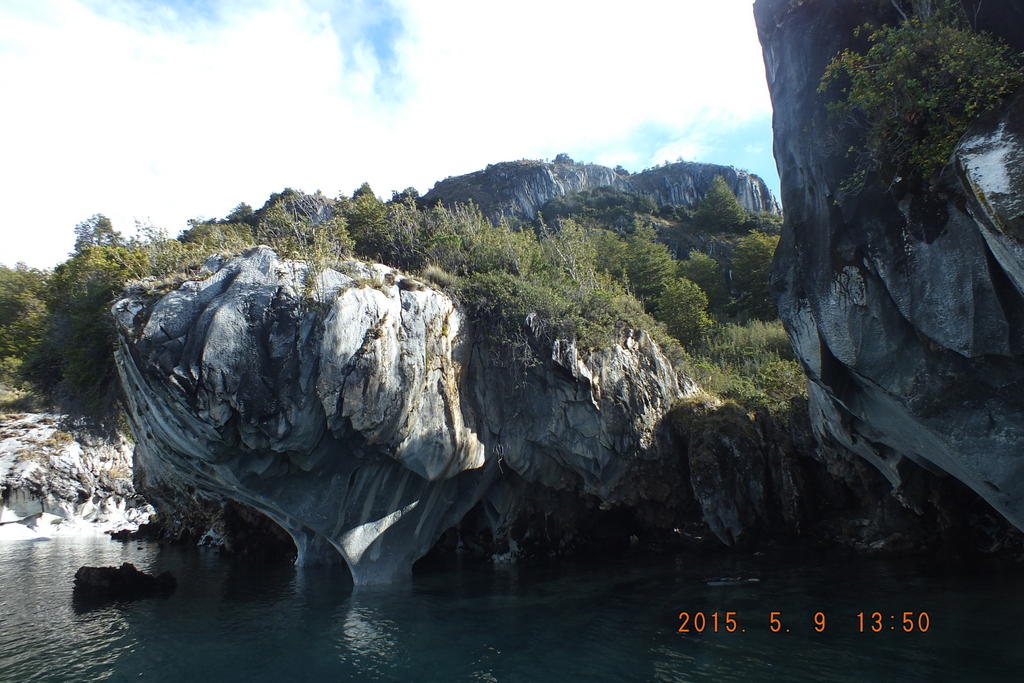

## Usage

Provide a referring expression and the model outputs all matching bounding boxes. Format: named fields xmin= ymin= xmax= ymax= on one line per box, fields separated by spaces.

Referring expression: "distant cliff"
xmin=755 ymin=0 xmax=1024 ymax=533
xmin=422 ymin=158 xmax=779 ymax=222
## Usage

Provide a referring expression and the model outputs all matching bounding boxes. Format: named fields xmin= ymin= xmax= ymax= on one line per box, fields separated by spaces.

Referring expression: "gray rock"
xmin=754 ymin=0 xmax=1024 ymax=532
xmin=422 ymin=158 xmax=779 ymax=222
xmin=114 ymin=248 xmax=686 ymax=584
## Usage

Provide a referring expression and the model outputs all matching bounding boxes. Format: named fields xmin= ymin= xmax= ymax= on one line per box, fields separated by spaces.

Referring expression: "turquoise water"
xmin=1 ymin=536 xmax=1022 ymax=682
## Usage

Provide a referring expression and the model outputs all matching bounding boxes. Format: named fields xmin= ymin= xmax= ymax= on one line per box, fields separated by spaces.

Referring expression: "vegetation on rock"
xmin=819 ymin=0 xmax=1023 ymax=192
xmin=2 ymin=168 xmax=800 ymax=425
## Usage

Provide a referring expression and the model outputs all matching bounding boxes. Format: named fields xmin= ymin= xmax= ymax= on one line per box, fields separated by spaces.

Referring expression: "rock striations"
xmin=422 ymin=159 xmax=779 ymax=222
xmin=114 ymin=248 xmax=687 ymax=584
xmin=755 ymin=0 xmax=1024 ymax=533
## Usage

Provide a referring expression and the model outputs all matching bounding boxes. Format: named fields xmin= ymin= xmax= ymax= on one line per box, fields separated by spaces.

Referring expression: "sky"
xmin=0 ymin=0 xmax=777 ymax=270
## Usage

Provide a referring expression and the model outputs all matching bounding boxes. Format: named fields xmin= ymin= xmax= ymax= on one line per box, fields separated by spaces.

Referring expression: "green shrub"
xmin=31 ymin=244 xmax=149 ymax=422
xmin=684 ymin=319 xmax=806 ymax=423
xmin=458 ymin=272 xmax=578 ymax=366
xmin=656 ymin=278 xmax=712 ymax=347
xmin=820 ymin=1 xmax=1023 ymax=192
xmin=421 ymin=265 xmax=458 ymax=289
xmin=0 ymin=263 xmax=48 ymax=363
xmin=732 ymin=231 xmax=779 ymax=320
xmin=678 ymin=251 xmax=729 ymax=314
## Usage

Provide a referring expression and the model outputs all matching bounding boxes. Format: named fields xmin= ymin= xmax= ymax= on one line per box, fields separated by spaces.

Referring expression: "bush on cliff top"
xmin=819 ymin=0 xmax=1023 ymax=193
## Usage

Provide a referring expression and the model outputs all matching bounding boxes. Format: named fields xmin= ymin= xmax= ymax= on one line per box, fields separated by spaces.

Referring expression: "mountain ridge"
xmin=421 ymin=157 xmax=780 ymax=223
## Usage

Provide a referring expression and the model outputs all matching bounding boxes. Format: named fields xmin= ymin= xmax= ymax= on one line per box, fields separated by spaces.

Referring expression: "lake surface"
xmin=1 ymin=536 xmax=1022 ymax=682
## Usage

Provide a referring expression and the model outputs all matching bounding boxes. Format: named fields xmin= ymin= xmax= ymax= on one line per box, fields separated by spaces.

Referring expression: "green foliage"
xmin=21 ymin=181 xmax=801 ymax=426
xmin=732 ymin=231 xmax=779 ymax=320
xmin=342 ymin=183 xmax=392 ymax=262
xmin=692 ymin=176 xmax=747 ymax=233
xmin=684 ymin=320 xmax=806 ymax=422
xmin=0 ymin=263 xmax=48 ymax=362
xmin=623 ymin=222 xmax=677 ymax=303
xmin=591 ymin=228 xmax=630 ymax=282
xmin=540 ymin=219 xmax=597 ymax=287
xmin=458 ymin=272 xmax=577 ymax=366
xmin=746 ymin=211 xmax=783 ymax=236
xmin=73 ymin=214 xmax=123 ymax=253
xmin=540 ymin=187 xmax=656 ymax=229
xmin=462 ymin=211 xmax=544 ymax=277
xmin=820 ymin=2 xmax=1023 ymax=191
xmin=656 ymin=277 xmax=712 ymax=346
xmin=34 ymin=244 xmax=149 ymax=420
xmin=677 ymin=251 xmax=729 ymax=314
xmin=179 ymin=219 xmax=254 ymax=252
xmin=256 ymin=190 xmax=352 ymax=262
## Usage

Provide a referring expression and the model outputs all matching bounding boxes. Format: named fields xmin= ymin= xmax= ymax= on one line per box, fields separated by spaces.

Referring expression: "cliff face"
xmin=0 ymin=413 xmax=153 ymax=536
xmin=114 ymin=248 xmax=686 ymax=584
xmin=422 ymin=159 xmax=779 ymax=222
xmin=754 ymin=0 xmax=1024 ymax=531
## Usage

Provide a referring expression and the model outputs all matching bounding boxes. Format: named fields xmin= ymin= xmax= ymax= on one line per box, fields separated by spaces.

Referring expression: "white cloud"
xmin=0 ymin=0 xmax=773 ymax=269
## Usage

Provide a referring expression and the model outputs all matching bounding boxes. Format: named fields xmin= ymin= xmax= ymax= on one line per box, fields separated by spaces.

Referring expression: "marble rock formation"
xmin=422 ymin=158 xmax=779 ymax=222
xmin=754 ymin=0 xmax=1024 ymax=532
xmin=114 ymin=248 xmax=686 ymax=584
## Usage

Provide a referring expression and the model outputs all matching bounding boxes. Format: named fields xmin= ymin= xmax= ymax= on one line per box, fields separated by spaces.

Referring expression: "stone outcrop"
xmin=73 ymin=562 xmax=176 ymax=601
xmin=0 ymin=413 xmax=154 ymax=536
xmin=422 ymin=159 xmax=779 ymax=222
xmin=630 ymin=162 xmax=778 ymax=216
xmin=754 ymin=0 xmax=1024 ymax=533
xmin=114 ymin=248 xmax=686 ymax=584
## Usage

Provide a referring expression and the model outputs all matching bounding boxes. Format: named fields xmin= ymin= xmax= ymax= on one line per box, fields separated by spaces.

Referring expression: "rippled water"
xmin=1 ymin=536 xmax=1022 ymax=682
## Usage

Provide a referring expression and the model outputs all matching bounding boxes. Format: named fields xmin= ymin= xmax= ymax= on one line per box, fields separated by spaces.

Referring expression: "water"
xmin=1 ymin=537 xmax=1022 ymax=682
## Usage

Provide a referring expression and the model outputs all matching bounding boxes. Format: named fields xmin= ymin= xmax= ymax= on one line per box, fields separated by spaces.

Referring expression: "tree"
xmin=733 ymin=231 xmax=780 ymax=320
xmin=30 ymin=239 xmax=149 ymax=420
xmin=592 ymin=229 xmax=629 ymax=283
xmin=73 ymin=214 xmax=123 ymax=254
xmin=623 ymin=222 xmax=677 ymax=303
xmin=656 ymin=277 xmax=712 ymax=346
xmin=225 ymin=202 xmax=257 ymax=226
xmin=344 ymin=183 xmax=391 ymax=262
xmin=693 ymin=176 xmax=747 ymax=233
xmin=746 ymin=211 xmax=783 ymax=236
xmin=0 ymin=264 xmax=48 ymax=388
xmin=678 ymin=251 xmax=730 ymax=313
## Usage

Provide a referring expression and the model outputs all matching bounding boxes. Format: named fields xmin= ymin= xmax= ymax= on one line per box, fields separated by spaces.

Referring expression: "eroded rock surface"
xmin=755 ymin=0 xmax=1024 ymax=532
xmin=114 ymin=248 xmax=686 ymax=584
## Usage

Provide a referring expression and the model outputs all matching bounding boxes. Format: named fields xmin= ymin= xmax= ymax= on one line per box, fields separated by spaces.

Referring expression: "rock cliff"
xmin=114 ymin=248 xmax=687 ymax=584
xmin=754 ymin=0 xmax=1024 ymax=532
xmin=0 ymin=413 xmax=153 ymax=537
xmin=422 ymin=158 xmax=779 ymax=222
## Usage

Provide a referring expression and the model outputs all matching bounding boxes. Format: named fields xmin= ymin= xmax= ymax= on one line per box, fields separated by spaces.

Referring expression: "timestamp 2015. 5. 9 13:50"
xmin=676 ymin=611 xmax=931 ymax=634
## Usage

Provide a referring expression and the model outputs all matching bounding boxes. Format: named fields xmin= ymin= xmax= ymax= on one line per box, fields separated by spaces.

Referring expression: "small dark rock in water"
xmin=705 ymin=577 xmax=760 ymax=587
xmin=107 ymin=522 xmax=162 ymax=542
xmin=73 ymin=562 xmax=176 ymax=599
